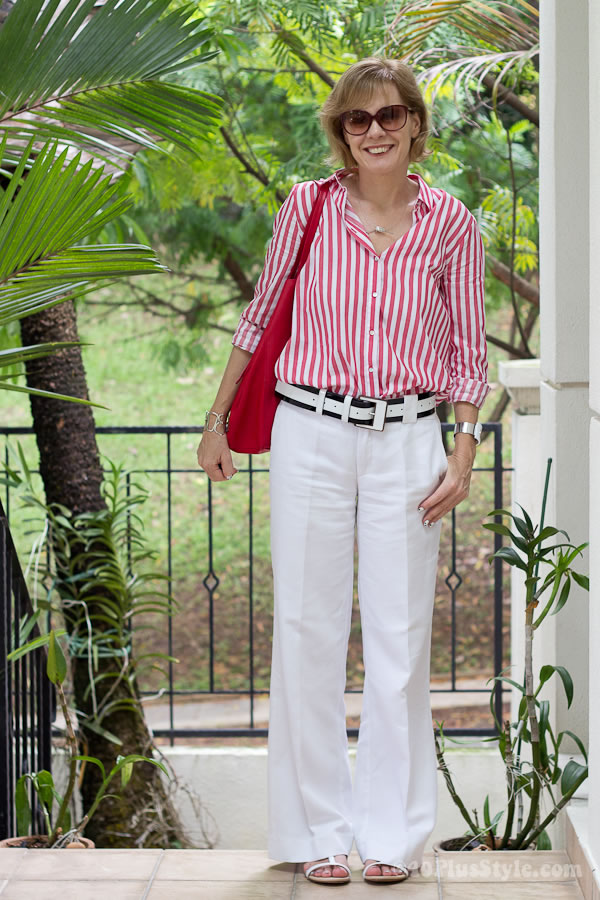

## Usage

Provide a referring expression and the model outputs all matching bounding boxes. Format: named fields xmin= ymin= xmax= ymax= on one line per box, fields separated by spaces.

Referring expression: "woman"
xmin=197 ymin=57 xmax=489 ymax=885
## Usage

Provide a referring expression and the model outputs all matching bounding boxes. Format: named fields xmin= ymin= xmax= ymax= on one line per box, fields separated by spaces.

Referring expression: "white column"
xmin=587 ymin=0 xmax=600 ymax=871
xmin=539 ymin=0 xmax=590 ymax=755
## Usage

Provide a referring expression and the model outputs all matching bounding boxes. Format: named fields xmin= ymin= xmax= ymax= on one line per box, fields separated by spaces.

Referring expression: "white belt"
xmin=275 ymin=380 xmax=437 ymax=431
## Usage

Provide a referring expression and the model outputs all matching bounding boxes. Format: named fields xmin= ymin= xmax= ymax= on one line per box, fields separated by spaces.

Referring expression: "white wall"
xmin=52 ymin=745 xmax=574 ymax=851
xmin=587 ymin=0 xmax=600 ymax=875
xmin=539 ymin=0 xmax=590 ymax=755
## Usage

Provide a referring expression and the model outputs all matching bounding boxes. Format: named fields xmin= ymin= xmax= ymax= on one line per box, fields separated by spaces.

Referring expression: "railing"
xmin=0 ymin=497 xmax=54 ymax=840
xmin=1 ymin=422 xmax=509 ymax=744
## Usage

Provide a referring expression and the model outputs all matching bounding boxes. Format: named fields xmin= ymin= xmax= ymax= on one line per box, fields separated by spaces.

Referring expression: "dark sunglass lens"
xmin=378 ymin=106 xmax=406 ymax=129
xmin=342 ymin=110 xmax=370 ymax=133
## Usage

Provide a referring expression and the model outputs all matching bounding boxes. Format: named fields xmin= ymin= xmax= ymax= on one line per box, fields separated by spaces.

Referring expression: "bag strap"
xmin=289 ymin=180 xmax=331 ymax=279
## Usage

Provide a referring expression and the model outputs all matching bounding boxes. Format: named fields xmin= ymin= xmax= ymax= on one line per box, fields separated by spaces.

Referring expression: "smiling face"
xmin=341 ymin=82 xmax=421 ymax=175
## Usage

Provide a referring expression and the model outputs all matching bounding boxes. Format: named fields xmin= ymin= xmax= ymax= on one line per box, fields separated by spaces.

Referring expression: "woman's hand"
xmin=197 ymin=430 xmax=238 ymax=482
xmin=418 ymin=442 xmax=476 ymax=526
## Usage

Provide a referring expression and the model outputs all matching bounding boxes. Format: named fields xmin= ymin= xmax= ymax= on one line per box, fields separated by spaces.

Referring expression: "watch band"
xmin=453 ymin=421 xmax=482 ymax=445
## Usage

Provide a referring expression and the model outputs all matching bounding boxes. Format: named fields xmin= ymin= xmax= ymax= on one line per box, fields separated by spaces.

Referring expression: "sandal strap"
xmin=305 ymin=855 xmax=351 ymax=877
xmin=363 ymin=860 xmax=409 ymax=876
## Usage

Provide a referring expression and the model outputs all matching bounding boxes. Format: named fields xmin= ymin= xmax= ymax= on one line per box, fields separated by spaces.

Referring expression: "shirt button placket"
xmin=368 ymin=286 xmax=378 ymax=390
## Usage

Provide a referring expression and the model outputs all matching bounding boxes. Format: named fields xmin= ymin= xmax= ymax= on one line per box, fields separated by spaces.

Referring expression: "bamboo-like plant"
xmin=435 ymin=458 xmax=589 ymax=850
xmin=3 ymin=451 xmax=183 ymax=845
xmin=9 ymin=630 xmax=169 ymax=848
xmin=5 ymin=450 xmax=178 ymax=745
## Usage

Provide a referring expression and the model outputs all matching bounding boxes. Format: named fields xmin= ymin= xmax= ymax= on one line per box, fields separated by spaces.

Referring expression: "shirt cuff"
xmin=231 ymin=317 xmax=264 ymax=353
xmin=446 ymin=377 xmax=491 ymax=409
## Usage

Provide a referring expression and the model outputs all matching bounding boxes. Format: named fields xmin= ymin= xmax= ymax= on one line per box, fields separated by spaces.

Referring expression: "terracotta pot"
xmin=433 ymin=837 xmax=517 ymax=852
xmin=0 ymin=835 xmax=95 ymax=849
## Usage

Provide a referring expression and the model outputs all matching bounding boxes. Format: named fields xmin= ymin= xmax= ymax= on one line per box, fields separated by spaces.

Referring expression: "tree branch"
xmin=223 ymin=250 xmax=256 ymax=303
xmin=488 ymin=254 xmax=539 ymax=307
xmin=486 ymin=333 xmax=532 ymax=358
xmin=220 ymin=126 xmax=286 ymax=204
xmin=482 ymin=73 xmax=539 ymax=127
xmin=276 ymin=29 xmax=336 ymax=88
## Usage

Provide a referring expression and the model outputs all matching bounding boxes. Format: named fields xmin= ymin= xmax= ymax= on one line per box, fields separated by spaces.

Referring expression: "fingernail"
xmin=418 ymin=506 xmax=425 ymax=511
xmin=226 ymin=474 xmax=233 ymax=480
xmin=423 ymin=519 xmax=430 ymax=526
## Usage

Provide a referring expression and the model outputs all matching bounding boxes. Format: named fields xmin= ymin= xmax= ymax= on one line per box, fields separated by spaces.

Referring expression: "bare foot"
xmin=363 ymin=858 xmax=408 ymax=877
xmin=303 ymin=854 xmax=349 ymax=879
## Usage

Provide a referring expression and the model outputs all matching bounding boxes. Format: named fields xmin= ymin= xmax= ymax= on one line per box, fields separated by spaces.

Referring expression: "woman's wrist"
xmin=204 ymin=409 xmax=229 ymax=436
xmin=451 ymin=432 xmax=477 ymax=460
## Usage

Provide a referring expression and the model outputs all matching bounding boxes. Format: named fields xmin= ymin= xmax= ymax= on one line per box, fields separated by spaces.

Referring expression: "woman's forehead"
xmin=345 ymin=80 xmax=404 ymax=110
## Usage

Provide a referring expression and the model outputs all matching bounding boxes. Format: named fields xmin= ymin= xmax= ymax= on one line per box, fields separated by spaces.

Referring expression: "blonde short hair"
xmin=319 ymin=57 xmax=431 ymax=168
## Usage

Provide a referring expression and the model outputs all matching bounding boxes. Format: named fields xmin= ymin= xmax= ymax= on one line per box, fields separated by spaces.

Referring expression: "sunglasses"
xmin=340 ymin=104 xmax=414 ymax=136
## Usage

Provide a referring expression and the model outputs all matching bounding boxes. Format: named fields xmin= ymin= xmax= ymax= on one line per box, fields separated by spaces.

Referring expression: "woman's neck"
xmin=343 ymin=167 xmax=418 ymax=211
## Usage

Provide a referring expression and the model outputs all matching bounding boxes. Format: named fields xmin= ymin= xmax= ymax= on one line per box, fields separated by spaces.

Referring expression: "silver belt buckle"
xmin=355 ymin=396 xmax=388 ymax=431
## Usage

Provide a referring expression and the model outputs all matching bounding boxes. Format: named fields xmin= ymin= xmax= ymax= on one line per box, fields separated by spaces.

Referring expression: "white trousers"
xmin=266 ymin=398 xmax=449 ymax=869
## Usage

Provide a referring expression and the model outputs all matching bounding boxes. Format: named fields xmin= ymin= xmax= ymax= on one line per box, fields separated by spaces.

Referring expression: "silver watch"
xmin=453 ymin=421 xmax=482 ymax=445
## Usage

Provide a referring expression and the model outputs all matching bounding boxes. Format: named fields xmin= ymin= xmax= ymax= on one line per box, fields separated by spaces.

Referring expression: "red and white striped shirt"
xmin=232 ymin=169 xmax=490 ymax=409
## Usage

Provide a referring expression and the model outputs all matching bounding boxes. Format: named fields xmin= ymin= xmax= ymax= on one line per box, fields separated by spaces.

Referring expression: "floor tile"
xmin=147 ymin=883 xmax=293 ymax=899
xmin=0 ymin=881 xmax=147 ymax=900
xmin=425 ymin=850 xmax=580 ymax=881
xmin=441 ymin=882 xmax=584 ymax=899
xmin=295 ymin=881 xmax=438 ymax=898
xmin=155 ymin=849 xmax=294 ymax=881
xmin=10 ymin=849 xmax=161 ymax=881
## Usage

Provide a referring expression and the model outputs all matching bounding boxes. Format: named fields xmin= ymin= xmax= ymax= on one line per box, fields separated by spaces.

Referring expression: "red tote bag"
xmin=226 ymin=181 xmax=330 ymax=454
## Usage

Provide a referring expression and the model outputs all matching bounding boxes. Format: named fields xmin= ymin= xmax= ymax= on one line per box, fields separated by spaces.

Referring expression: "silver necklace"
xmin=365 ymin=223 xmax=402 ymax=236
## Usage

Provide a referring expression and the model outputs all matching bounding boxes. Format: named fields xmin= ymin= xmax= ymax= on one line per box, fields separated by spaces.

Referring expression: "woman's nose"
xmin=366 ymin=116 xmax=386 ymax=138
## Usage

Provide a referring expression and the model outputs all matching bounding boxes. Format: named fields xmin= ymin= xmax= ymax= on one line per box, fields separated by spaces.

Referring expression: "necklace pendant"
xmin=374 ymin=225 xmax=386 ymax=234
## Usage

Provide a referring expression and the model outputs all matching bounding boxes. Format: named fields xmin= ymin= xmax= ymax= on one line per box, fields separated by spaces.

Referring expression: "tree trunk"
xmin=20 ymin=301 xmax=189 ymax=848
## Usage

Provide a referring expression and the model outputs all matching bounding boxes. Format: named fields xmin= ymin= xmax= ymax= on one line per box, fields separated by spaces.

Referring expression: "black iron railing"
xmin=0 ymin=497 xmax=54 ymax=840
xmin=1 ymin=423 xmax=509 ymax=743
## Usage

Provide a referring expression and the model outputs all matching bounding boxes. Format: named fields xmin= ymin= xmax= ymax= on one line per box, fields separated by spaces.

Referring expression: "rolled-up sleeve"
xmin=232 ymin=181 xmax=317 ymax=353
xmin=443 ymin=213 xmax=490 ymax=408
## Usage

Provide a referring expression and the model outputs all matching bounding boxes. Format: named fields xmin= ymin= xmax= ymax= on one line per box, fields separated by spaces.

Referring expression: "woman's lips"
xmin=364 ymin=145 xmax=393 ymax=154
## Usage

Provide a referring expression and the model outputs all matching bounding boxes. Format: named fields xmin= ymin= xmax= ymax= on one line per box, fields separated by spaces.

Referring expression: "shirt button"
xmin=369 ymin=330 xmax=375 ymax=336
xmin=368 ymin=367 xmax=374 ymax=373
xmin=372 ymin=292 xmax=377 ymax=297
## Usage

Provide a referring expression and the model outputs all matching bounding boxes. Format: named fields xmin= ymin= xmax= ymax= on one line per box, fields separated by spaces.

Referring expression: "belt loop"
xmin=402 ymin=393 xmax=418 ymax=424
xmin=315 ymin=388 xmax=327 ymax=416
xmin=340 ymin=394 xmax=352 ymax=423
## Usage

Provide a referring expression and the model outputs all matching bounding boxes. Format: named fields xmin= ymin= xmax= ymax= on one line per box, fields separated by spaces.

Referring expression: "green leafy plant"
xmin=435 ymin=458 xmax=589 ymax=850
xmin=9 ymin=630 xmax=168 ymax=847
xmin=4 ymin=451 xmax=179 ymax=845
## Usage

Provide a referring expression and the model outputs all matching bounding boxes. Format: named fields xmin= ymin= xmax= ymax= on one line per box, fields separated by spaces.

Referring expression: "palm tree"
xmin=0 ymin=0 xmax=222 ymax=846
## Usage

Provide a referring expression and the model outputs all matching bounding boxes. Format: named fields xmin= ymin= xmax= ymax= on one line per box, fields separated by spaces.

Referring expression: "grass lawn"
xmin=1 ymin=276 xmax=530 ymax=727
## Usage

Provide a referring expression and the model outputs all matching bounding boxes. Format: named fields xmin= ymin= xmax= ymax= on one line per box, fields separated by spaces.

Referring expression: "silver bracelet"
xmin=204 ymin=410 xmax=228 ymax=436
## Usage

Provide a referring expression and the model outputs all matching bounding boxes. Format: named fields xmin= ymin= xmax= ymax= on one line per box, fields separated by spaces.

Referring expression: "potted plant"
xmin=433 ymin=458 xmax=589 ymax=852
xmin=1 ymin=629 xmax=168 ymax=848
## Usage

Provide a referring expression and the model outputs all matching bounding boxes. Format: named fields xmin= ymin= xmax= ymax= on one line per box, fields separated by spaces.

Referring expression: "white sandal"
xmin=362 ymin=860 xmax=410 ymax=883
xmin=304 ymin=854 xmax=352 ymax=884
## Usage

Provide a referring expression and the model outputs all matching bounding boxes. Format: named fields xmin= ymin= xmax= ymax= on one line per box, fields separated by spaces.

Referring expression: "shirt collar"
xmin=326 ymin=167 xmax=435 ymax=214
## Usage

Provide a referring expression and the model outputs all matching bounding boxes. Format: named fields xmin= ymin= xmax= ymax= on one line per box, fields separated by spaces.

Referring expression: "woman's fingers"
xmin=197 ymin=434 xmax=238 ymax=483
xmin=419 ymin=455 xmax=472 ymax=525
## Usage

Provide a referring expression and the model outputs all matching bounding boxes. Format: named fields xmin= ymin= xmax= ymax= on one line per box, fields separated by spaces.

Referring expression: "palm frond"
xmin=0 ymin=138 xmax=167 ymax=325
xmin=0 ymin=378 xmax=108 ymax=407
xmin=414 ymin=46 xmax=538 ymax=108
xmin=383 ymin=0 xmax=538 ymax=99
xmin=0 ymin=0 xmax=222 ymax=165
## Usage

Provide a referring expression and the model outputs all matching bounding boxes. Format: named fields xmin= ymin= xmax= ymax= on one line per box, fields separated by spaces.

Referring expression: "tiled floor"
xmin=0 ymin=848 xmax=586 ymax=899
